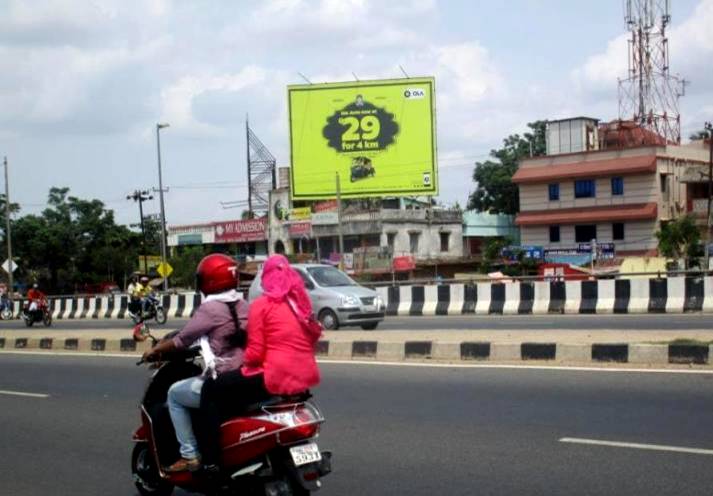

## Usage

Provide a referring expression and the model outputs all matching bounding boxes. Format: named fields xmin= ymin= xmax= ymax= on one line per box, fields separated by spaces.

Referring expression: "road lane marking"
xmin=559 ymin=437 xmax=713 ymax=456
xmin=0 ymin=389 xmax=49 ymax=398
xmin=3 ymin=351 xmax=713 ymax=375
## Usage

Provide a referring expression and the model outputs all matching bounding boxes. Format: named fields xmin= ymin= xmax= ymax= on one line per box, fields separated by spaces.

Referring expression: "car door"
xmin=294 ymin=269 xmax=323 ymax=313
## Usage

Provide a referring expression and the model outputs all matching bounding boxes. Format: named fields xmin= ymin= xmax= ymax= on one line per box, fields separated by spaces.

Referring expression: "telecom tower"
xmin=246 ymin=119 xmax=276 ymax=218
xmin=618 ymin=0 xmax=685 ymax=144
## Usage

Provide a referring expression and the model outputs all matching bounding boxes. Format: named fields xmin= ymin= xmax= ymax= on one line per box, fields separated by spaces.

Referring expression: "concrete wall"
xmin=519 ymin=174 xmax=658 ymax=212
xmin=381 ymin=221 xmax=463 ymax=260
xmin=520 ymin=220 xmax=658 ymax=252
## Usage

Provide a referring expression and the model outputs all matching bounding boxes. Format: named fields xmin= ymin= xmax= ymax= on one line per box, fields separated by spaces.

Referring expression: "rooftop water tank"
xmin=546 ymin=117 xmax=599 ymax=155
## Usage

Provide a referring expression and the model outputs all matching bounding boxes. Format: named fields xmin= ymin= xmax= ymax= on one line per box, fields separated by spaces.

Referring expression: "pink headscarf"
xmin=261 ymin=254 xmax=313 ymax=325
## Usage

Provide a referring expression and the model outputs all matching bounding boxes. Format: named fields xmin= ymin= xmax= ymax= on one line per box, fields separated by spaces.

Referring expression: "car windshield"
xmin=306 ymin=266 xmax=356 ymax=287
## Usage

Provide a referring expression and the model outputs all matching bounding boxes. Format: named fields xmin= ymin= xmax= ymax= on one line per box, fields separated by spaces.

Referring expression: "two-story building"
xmin=513 ymin=117 xmax=708 ymax=258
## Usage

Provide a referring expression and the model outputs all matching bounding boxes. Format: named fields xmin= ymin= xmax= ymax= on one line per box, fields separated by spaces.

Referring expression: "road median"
xmin=2 ymin=328 xmax=712 ymax=368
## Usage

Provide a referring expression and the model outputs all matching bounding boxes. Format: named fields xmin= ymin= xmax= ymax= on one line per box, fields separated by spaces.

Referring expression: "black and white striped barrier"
xmin=6 ymin=276 xmax=713 ymax=321
xmin=9 ymin=292 xmax=204 ymax=320
xmin=376 ymin=276 xmax=713 ymax=316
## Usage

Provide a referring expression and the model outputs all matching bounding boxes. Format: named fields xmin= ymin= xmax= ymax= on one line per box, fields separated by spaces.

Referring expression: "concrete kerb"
xmin=2 ymin=330 xmax=713 ymax=368
xmin=629 ymin=344 xmax=668 ymax=364
xmin=556 ymin=343 xmax=591 ymax=362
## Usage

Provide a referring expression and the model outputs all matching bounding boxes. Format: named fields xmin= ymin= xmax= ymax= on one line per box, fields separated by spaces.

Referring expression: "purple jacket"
xmin=172 ymin=299 xmax=248 ymax=374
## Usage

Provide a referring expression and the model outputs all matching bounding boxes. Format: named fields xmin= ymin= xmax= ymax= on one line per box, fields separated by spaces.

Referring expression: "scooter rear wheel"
xmin=131 ymin=442 xmax=174 ymax=496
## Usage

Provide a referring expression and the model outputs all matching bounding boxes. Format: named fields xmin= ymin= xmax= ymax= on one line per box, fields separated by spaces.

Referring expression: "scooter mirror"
xmin=132 ymin=322 xmax=149 ymax=342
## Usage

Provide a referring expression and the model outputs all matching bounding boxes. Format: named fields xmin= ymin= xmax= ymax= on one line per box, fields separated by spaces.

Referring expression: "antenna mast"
xmin=246 ymin=119 xmax=276 ymax=218
xmin=618 ymin=0 xmax=685 ymax=144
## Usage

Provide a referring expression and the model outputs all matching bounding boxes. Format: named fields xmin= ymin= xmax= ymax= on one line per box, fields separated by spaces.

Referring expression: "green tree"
xmin=468 ymin=121 xmax=546 ymax=215
xmin=12 ymin=187 xmax=141 ymax=292
xmin=689 ymin=129 xmax=710 ymax=140
xmin=655 ymin=215 xmax=702 ymax=269
xmin=169 ymin=245 xmax=208 ymax=289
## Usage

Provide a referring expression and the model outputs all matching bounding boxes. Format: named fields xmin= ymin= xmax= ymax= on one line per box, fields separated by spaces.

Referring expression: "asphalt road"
xmin=1 ymin=353 xmax=712 ymax=495
xmin=1 ymin=313 xmax=713 ymax=331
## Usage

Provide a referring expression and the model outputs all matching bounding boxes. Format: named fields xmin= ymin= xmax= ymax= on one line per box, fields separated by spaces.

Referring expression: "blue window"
xmin=548 ymin=183 xmax=560 ymax=201
xmin=611 ymin=177 xmax=624 ymax=196
xmin=549 ymin=225 xmax=560 ymax=243
xmin=574 ymin=179 xmax=596 ymax=198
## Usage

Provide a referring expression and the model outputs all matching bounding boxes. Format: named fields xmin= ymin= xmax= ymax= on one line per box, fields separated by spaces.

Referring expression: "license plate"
xmin=290 ymin=443 xmax=322 ymax=467
xmin=364 ymin=305 xmax=376 ymax=312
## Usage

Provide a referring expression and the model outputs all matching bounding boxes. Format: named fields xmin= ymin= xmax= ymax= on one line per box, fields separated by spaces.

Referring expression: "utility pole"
xmin=156 ymin=123 xmax=170 ymax=290
xmin=336 ymin=172 xmax=345 ymax=270
xmin=3 ymin=157 xmax=13 ymax=303
xmin=705 ymin=122 xmax=713 ymax=271
xmin=127 ymin=190 xmax=153 ymax=274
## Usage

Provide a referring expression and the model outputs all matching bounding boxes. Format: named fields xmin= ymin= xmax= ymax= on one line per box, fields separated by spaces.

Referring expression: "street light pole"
xmin=156 ymin=123 xmax=170 ymax=290
xmin=705 ymin=121 xmax=713 ymax=271
xmin=127 ymin=190 xmax=153 ymax=273
xmin=3 ymin=157 xmax=13 ymax=303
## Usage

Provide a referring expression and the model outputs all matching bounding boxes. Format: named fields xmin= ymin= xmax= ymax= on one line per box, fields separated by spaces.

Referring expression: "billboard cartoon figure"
xmin=350 ymin=156 xmax=375 ymax=182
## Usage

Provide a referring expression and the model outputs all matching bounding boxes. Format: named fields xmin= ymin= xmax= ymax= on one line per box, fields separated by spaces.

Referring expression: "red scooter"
xmin=130 ymin=326 xmax=331 ymax=496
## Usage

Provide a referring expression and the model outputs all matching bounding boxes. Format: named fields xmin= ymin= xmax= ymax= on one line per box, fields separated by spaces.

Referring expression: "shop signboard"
xmin=213 ymin=218 xmax=267 ymax=244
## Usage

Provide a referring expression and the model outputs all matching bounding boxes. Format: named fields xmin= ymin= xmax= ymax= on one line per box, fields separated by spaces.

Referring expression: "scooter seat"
xmin=243 ymin=391 xmax=312 ymax=413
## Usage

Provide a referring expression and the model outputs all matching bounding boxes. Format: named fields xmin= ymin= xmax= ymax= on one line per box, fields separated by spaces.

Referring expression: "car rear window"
xmin=306 ymin=267 xmax=356 ymax=287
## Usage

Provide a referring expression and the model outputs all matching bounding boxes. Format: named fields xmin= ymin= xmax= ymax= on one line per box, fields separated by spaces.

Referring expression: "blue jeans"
xmin=167 ymin=376 xmax=204 ymax=459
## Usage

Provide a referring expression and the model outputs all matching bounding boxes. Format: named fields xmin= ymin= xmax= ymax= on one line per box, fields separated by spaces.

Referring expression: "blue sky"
xmin=0 ymin=0 xmax=710 ymax=227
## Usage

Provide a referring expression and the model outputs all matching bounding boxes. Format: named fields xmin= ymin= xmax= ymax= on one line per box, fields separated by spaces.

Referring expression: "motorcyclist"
xmin=141 ymin=253 xmax=248 ymax=473
xmin=199 ymin=254 xmax=322 ymax=469
xmin=127 ymin=274 xmax=141 ymax=317
xmin=134 ymin=276 xmax=152 ymax=317
xmin=26 ymin=283 xmax=46 ymax=312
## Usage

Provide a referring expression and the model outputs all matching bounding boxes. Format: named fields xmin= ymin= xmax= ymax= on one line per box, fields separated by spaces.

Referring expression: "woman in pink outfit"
xmin=200 ymin=254 xmax=322 ymax=467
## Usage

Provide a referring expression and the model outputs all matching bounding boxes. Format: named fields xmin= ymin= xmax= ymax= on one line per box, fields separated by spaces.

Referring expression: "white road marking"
xmin=559 ymin=437 xmax=713 ymax=456
xmin=0 ymin=389 xmax=49 ymax=398
xmin=317 ymin=359 xmax=713 ymax=375
xmin=2 ymin=350 xmax=713 ymax=375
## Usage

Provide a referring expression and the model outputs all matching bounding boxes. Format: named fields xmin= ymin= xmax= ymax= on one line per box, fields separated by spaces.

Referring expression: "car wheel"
xmin=360 ymin=322 xmax=378 ymax=330
xmin=318 ymin=309 xmax=339 ymax=330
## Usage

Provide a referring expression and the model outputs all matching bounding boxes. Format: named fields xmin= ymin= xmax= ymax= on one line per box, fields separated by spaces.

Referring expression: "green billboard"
xmin=288 ymin=77 xmax=437 ymax=200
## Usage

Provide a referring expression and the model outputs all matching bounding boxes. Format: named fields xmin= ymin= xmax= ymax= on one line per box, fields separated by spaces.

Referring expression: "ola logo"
xmin=404 ymin=90 xmax=411 ymax=98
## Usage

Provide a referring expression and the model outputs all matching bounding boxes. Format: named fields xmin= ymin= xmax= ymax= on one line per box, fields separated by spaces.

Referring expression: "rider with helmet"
xmin=141 ymin=254 xmax=248 ymax=473
xmin=27 ymin=283 xmax=47 ymax=312
xmin=137 ymin=276 xmax=153 ymax=316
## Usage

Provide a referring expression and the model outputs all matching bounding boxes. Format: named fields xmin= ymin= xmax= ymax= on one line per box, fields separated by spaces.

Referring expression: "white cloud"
xmin=159 ymin=66 xmax=268 ymax=134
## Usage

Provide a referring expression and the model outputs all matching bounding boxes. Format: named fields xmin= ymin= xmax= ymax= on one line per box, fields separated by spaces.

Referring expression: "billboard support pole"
xmin=336 ymin=172 xmax=345 ymax=270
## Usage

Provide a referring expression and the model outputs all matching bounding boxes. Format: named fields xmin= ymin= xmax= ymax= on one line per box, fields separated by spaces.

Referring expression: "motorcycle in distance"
xmin=130 ymin=293 xmax=167 ymax=325
xmin=130 ymin=324 xmax=332 ymax=496
xmin=0 ymin=294 xmax=13 ymax=320
xmin=22 ymin=298 xmax=51 ymax=327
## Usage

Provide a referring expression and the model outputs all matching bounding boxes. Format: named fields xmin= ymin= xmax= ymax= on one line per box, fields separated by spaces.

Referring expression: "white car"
xmin=248 ymin=264 xmax=385 ymax=330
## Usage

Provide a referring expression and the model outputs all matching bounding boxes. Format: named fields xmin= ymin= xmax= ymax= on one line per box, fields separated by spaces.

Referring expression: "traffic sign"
xmin=157 ymin=262 xmax=173 ymax=278
xmin=1 ymin=259 xmax=17 ymax=273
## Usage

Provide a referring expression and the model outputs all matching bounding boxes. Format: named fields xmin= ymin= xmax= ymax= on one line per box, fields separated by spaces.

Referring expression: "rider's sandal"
xmin=164 ymin=457 xmax=201 ymax=473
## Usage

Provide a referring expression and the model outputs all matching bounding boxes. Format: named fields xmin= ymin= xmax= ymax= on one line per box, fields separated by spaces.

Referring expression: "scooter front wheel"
xmin=155 ymin=307 xmax=167 ymax=325
xmin=131 ymin=442 xmax=174 ymax=496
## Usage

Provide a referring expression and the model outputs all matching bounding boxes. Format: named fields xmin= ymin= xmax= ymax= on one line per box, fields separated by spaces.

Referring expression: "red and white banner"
xmin=213 ymin=218 xmax=267 ymax=243
xmin=288 ymin=222 xmax=312 ymax=238
xmin=314 ymin=200 xmax=338 ymax=212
